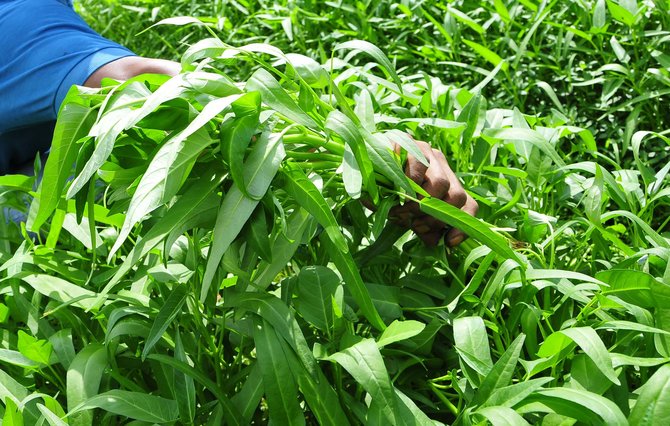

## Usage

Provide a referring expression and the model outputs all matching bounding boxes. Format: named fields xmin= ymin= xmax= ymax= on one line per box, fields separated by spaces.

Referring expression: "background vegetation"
xmin=1 ymin=0 xmax=669 ymax=424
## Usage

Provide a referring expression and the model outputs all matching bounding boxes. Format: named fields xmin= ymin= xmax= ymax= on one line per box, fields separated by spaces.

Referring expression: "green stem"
xmin=429 ymin=382 xmax=459 ymax=416
xmin=291 ymin=161 xmax=340 ymax=170
xmin=283 ymin=133 xmax=344 ymax=155
xmin=285 ymin=151 xmax=341 ymax=162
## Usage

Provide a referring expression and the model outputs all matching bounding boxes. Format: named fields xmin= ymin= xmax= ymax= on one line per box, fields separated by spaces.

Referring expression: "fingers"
xmin=389 ymin=138 xmax=479 ymax=247
xmin=412 ymin=215 xmax=447 ymax=246
xmin=422 ymin=148 xmax=451 ymax=201
xmin=445 ymin=195 xmax=479 ymax=247
xmin=404 ymin=140 xmax=432 ymax=188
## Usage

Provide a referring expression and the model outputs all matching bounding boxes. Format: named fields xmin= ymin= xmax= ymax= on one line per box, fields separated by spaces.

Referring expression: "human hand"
xmin=391 ymin=139 xmax=478 ymax=247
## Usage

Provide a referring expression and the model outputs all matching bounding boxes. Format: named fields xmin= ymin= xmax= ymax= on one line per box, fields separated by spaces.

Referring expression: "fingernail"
xmin=414 ymin=224 xmax=430 ymax=234
xmin=448 ymin=234 xmax=464 ymax=247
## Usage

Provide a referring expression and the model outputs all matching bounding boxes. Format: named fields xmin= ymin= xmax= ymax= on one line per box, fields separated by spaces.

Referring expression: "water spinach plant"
xmin=1 ymin=1 xmax=670 ymax=425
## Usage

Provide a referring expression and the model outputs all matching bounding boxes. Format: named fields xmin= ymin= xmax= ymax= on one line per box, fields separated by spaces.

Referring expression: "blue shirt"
xmin=0 ymin=0 xmax=135 ymax=173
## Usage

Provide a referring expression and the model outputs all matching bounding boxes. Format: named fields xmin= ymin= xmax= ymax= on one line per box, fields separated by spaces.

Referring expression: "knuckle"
xmin=465 ymin=196 xmax=479 ymax=215
xmin=450 ymin=188 xmax=468 ymax=207
xmin=471 ymin=199 xmax=480 ymax=215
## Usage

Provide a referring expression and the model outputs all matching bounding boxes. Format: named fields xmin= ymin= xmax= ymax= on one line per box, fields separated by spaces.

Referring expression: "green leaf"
xmin=395 ymin=388 xmax=436 ymax=426
xmin=295 ymin=266 xmax=341 ymax=331
xmin=71 ymin=390 xmax=179 ymax=423
xmin=0 ymin=348 xmax=39 ymax=368
xmin=448 ymin=5 xmax=486 ymax=34
xmin=173 ymin=332 xmax=196 ymax=424
xmin=364 ymin=132 xmax=413 ymax=194
xmin=327 ymin=338 xmax=398 ymax=424
xmin=286 ymin=53 xmax=329 ymax=88
xmin=66 ymin=345 xmax=107 ymax=426
xmin=419 ymin=197 xmax=524 ymax=266
xmin=142 ymin=284 xmax=188 ymax=360
xmin=376 ymin=320 xmax=426 ymax=348
xmin=326 ymin=110 xmax=378 ymax=202
xmin=597 ymin=269 xmax=670 ymax=308
xmin=596 ymin=320 xmax=670 ymax=335
xmin=610 ymin=354 xmax=670 ymax=368
xmin=220 ymin=92 xmax=261 ymax=198
xmin=341 ymin=142 xmax=363 ymax=199
xmin=557 ymin=327 xmax=620 ymax=385
xmin=476 ymin=406 xmax=530 ymax=426
xmin=321 ymin=235 xmax=386 ymax=331
xmin=21 ymin=274 xmax=96 ymax=311
xmin=628 ymin=364 xmax=670 ymax=424
xmin=383 ymin=129 xmax=428 ymax=167
xmin=104 ymin=168 xmax=224 ymax=292
xmin=148 ymin=354 xmax=242 ymax=425
xmin=482 ymin=128 xmax=566 ymax=166
xmin=3 ymin=398 xmax=24 ymax=426
xmin=245 ymin=68 xmax=317 ymax=128
xmin=285 ymin=351 xmax=350 ymax=426
xmin=36 ymin=404 xmax=68 ymax=426
xmin=253 ymin=318 xmax=305 ymax=426
xmin=454 ymin=316 xmax=493 ymax=378
xmin=354 ymin=89 xmax=375 ymax=133
xmin=146 ymin=16 xmax=205 ymax=30
xmin=593 ymin=0 xmax=607 ymax=28
xmin=252 ymin=209 xmax=313 ymax=290
xmin=246 ymin=205 xmax=273 ymax=262
xmin=520 ymin=387 xmax=627 ymax=426
xmin=583 ymin=164 xmax=604 ymax=225
xmin=0 ymin=174 xmax=34 ymax=191
xmin=200 ymin=127 xmax=285 ymax=302
xmin=607 ymin=0 xmax=636 ymax=26
xmin=67 ymin=81 xmax=152 ymax=198
xmin=281 ymin=162 xmax=348 ymax=253
xmin=477 ymin=334 xmax=526 ymax=405
xmin=0 ymin=369 xmax=29 ymax=403
xmin=485 ymin=378 xmax=554 ymax=408
xmin=224 ymin=292 xmax=319 ymax=379
xmin=570 ymin=354 xmax=613 ymax=395
xmin=230 ymin=365 xmax=264 ymax=424
xmin=463 ymin=39 xmax=508 ymax=70
xmin=457 ymin=93 xmax=486 ymax=146
xmin=334 ymin=39 xmax=403 ymax=92
xmin=110 ymin=95 xmax=236 ymax=256
xmin=17 ymin=330 xmax=52 ymax=365
xmin=30 ymin=102 xmax=96 ymax=231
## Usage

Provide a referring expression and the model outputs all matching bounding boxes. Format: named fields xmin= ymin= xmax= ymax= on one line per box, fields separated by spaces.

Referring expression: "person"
xmin=0 ymin=0 xmax=477 ymax=246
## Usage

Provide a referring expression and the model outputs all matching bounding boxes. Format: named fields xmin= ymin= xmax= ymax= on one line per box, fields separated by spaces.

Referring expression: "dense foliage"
xmin=1 ymin=0 xmax=669 ymax=424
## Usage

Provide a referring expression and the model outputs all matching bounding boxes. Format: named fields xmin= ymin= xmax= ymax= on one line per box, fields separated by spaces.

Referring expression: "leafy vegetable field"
xmin=1 ymin=0 xmax=670 ymax=424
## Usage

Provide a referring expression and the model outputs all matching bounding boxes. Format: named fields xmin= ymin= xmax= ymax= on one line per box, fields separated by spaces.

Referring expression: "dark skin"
xmin=391 ymin=140 xmax=478 ymax=247
xmin=86 ymin=58 xmax=478 ymax=245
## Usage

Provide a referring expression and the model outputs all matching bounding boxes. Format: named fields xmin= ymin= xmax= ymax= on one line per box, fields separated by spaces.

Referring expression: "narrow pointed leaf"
xmin=477 ymin=334 xmax=526 ymax=405
xmin=200 ymin=129 xmax=285 ymax=301
xmin=326 ymin=110 xmax=378 ymax=202
xmin=246 ymin=68 xmax=317 ymax=128
xmin=110 ymin=95 xmax=239 ymax=256
xmin=71 ymin=390 xmax=179 ymax=423
xmin=253 ymin=318 xmax=305 ymax=426
xmin=558 ymin=327 xmax=620 ymax=385
xmin=142 ymin=284 xmax=188 ymax=360
xmin=420 ymin=197 xmax=523 ymax=266
xmin=281 ymin=162 xmax=348 ymax=253
xmin=327 ymin=338 xmax=398 ymax=424
xmin=628 ymin=364 xmax=670 ymax=424
xmin=334 ymin=40 xmax=402 ymax=91
xmin=30 ymin=102 xmax=96 ymax=230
